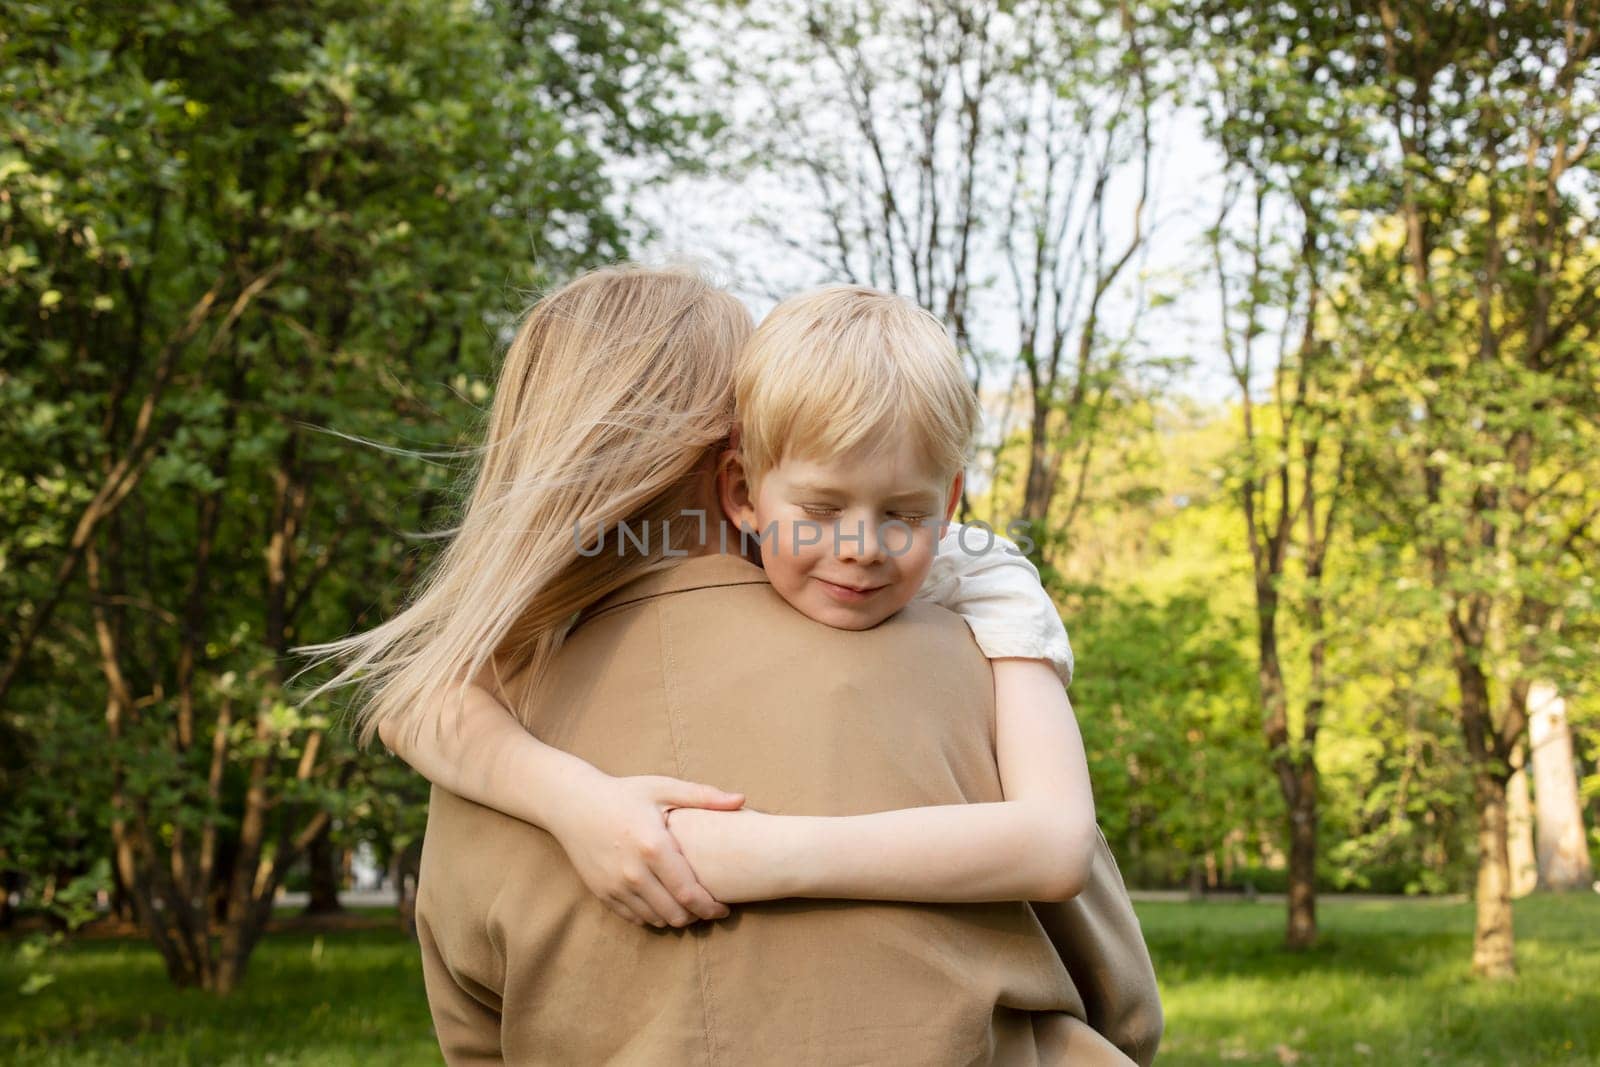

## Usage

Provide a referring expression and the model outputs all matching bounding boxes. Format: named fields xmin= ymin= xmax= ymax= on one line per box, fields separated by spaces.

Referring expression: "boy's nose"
xmin=834 ymin=518 xmax=887 ymax=563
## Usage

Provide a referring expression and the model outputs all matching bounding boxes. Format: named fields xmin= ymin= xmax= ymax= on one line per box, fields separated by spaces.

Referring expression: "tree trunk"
xmin=1506 ymin=742 xmax=1538 ymax=899
xmin=1528 ymin=683 xmax=1594 ymax=891
xmin=305 ymin=823 xmax=344 ymax=914
xmin=1471 ymin=768 xmax=1517 ymax=979
xmin=1257 ymin=582 xmax=1319 ymax=949
xmin=393 ymin=838 xmax=422 ymax=939
xmin=1018 ymin=401 xmax=1056 ymax=565
xmin=108 ymin=845 xmax=135 ymax=923
xmin=1451 ymin=605 xmax=1520 ymax=977
xmin=1286 ymin=764 xmax=1317 ymax=949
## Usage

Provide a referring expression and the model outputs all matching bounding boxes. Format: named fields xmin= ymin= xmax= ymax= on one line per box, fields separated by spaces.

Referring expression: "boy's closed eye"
xmin=799 ymin=505 xmax=930 ymax=526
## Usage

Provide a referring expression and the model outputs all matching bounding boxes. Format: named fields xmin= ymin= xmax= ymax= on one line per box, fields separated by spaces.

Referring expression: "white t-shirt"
xmin=912 ymin=522 xmax=1075 ymax=687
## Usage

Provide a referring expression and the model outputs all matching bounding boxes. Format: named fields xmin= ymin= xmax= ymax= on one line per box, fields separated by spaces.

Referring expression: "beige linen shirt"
xmin=416 ymin=553 xmax=1161 ymax=1066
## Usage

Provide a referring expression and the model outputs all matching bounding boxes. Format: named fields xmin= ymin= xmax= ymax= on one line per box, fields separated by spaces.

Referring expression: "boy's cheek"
xmin=895 ymin=537 xmax=939 ymax=582
xmin=760 ymin=518 xmax=817 ymax=560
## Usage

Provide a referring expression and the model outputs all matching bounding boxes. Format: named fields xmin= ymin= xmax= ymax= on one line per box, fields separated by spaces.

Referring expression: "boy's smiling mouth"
xmin=813 ymin=577 xmax=889 ymax=602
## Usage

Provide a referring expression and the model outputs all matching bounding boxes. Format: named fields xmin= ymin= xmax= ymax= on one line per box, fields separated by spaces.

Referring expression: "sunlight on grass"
xmin=3 ymin=896 xmax=1597 ymax=1065
xmin=1142 ymin=895 xmax=1600 ymax=1066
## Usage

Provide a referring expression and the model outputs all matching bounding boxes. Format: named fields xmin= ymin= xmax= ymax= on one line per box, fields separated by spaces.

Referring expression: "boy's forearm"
xmin=757 ymin=657 xmax=1098 ymax=904
xmin=383 ymin=683 xmax=601 ymax=832
xmin=769 ymin=801 xmax=1093 ymax=903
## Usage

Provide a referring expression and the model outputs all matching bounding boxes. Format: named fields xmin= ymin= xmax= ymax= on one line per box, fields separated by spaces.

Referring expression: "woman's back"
xmin=417 ymin=551 xmax=1090 ymax=1066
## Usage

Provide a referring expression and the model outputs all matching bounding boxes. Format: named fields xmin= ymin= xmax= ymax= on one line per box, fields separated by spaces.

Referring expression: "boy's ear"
xmin=943 ymin=470 xmax=964 ymax=523
xmin=716 ymin=449 xmax=757 ymax=530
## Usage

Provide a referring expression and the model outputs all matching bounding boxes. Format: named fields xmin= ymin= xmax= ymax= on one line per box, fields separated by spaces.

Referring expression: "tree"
xmin=1177 ymin=0 xmax=1600 ymax=976
xmin=1 ymin=0 xmax=708 ymax=992
xmin=1180 ymin=0 xmax=1381 ymax=947
xmin=1338 ymin=3 xmax=1600 ymax=976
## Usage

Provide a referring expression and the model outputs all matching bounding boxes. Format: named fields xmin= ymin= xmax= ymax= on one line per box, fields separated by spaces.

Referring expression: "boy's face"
xmin=719 ymin=435 xmax=962 ymax=630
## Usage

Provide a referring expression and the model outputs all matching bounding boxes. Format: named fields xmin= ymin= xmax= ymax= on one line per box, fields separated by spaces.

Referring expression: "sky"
xmin=617 ymin=11 xmax=1245 ymax=410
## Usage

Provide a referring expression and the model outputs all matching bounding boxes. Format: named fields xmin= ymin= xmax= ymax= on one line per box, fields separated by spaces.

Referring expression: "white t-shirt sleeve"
xmin=912 ymin=522 xmax=1075 ymax=687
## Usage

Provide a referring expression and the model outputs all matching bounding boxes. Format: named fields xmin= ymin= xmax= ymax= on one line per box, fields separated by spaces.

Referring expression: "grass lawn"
xmin=3 ymin=895 xmax=1597 ymax=1065
xmin=1 ymin=913 xmax=439 ymax=1066
xmin=1143 ymin=894 xmax=1600 ymax=1066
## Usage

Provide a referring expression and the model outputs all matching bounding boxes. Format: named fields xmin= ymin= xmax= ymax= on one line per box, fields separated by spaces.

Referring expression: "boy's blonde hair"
xmin=295 ymin=264 xmax=752 ymax=749
xmin=736 ymin=285 xmax=978 ymax=490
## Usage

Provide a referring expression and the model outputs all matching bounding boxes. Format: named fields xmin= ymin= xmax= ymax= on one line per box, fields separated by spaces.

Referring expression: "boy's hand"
xmin=547 ymin=771 xmax=744 ymax=928
xmin=664 ymin=807 xmax=786 ymax=904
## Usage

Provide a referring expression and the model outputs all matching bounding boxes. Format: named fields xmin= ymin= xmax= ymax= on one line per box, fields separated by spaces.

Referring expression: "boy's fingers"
xmin=655 ymin=853 xmax=727 ymax=920
xmin=655 ymin=778 xmax=745 ymax=810
xmin=608 ymin=894 xmax=647 ymax=926
xmin=618 ymin=888 xmax=665 ymax=927
xmin=634 ymin=877 xmax=691 ymax=928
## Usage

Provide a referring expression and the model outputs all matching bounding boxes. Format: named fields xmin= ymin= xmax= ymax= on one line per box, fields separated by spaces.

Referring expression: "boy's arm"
xmin=667 ymin=657 xmax=1097 ymax=903
xmin=380 ymin=677 xmax=745 ymax=926
xmin=378 ymin=680 xmax=586 ymax=830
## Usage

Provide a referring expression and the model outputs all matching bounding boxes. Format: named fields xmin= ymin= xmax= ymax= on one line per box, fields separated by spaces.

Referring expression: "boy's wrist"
xmin=530 ymin=753 xmax=609 ymax=835
xmin=763 ymin=814 xmax=816 ymax=898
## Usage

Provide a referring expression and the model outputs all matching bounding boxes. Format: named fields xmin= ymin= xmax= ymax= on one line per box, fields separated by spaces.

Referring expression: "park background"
xmin=2 ymin=0 xmax=1597 ymax=1063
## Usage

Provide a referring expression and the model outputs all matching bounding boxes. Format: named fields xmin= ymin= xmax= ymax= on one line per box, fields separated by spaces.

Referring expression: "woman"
xmin=294 ymin=264 xmax=1160 ymax=1064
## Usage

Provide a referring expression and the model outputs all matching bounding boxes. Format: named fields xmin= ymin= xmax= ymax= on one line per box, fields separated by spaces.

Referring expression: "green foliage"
xmin=1069 ymin=583 xmax=1276 ymax=888
xmin=1 ymin=0 xmax=711 ymax=988
xmin=6 ymin=858 xmax=108 ymax=998
xmin=1045 ymin=400 xmax=1495 ymax=893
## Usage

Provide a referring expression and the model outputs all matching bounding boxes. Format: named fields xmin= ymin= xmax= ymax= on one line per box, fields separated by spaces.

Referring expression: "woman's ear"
xmin=943 ymin=470 xmax=964 ymax=523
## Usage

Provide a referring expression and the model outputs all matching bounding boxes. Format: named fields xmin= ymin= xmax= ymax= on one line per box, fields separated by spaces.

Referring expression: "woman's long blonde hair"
xmin=294 ymin=264 xmax=753 ymax=749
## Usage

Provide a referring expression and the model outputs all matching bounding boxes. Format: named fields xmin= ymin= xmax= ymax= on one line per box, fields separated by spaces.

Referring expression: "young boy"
xmin=659 ymin=284 xmax=1096 ymax=911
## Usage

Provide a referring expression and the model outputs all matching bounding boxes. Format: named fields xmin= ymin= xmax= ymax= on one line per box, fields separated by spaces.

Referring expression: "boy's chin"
xmin=819 ymin=611 xmax=890 ymax=631
xmin=803 ymin=595 xmax=910 ymax=632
